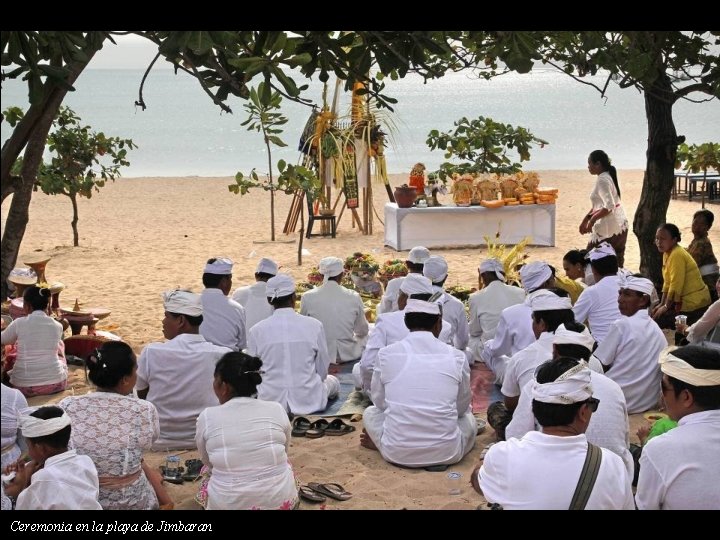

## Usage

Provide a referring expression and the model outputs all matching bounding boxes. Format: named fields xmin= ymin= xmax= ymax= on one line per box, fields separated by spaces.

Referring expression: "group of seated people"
xmin=1 ymin=211 xmax=718 ymax=510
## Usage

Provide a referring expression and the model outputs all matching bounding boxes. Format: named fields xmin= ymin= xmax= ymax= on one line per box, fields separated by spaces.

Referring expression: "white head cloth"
xmin=407 ymin=246 xmax=431 ymax=264
xmin=529 ymin=289 xmax=572 ymax=311
xmin=520 ymin=261 xmax=553 ymax=292
xmin=553 ymin=323 xmax=596 ymax=352
xmin=20 ymin=410 xmax=72 ymax=438
xmin=266 ymin=274 xmax=295 ymax=300
xmin=618 ymin=274 xmax=654 ymax=296
xmin=163 ymin=289 xmax=203 ymax=317
xmin=660 ymin=351 xmax=720 ymax=387
xmin=319 ymin=256 xmax=344 ymax=282
xmin=204 ymin=257 xmax=234 ymax=275
xmin=479 ymin=258 xmax=506 ymax=282
xmin=405 ymin=299 xmax=441 ymax=315
xmin=423 ymin=256 xmax=449 ymax=283
xmin=587 ymin=242 xmax=616 ymax=262
xmin=400 ymin=273 xmax=434 ymax=296
xmin=255 ymin=258 xmax=278 ymax=276
xmin=531 ymin=362 xmax=594 ymax=404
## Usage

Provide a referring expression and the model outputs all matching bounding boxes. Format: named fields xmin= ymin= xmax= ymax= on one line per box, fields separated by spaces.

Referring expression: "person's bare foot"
xmin=360 ymin=429 xmax=378 ymax=451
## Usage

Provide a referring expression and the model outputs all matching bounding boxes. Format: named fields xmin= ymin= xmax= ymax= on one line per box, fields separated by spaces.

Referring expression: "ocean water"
xmin=2 ymin=68 xmax=718 ymax=177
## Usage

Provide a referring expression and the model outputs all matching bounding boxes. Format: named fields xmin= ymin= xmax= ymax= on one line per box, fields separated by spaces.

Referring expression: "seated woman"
xmin=1 ymin=286 xmax=67 ymax=397
xmin=675 ymin=276 xmax=720 ymax=347
xmin=59 ymin=341 xmax=167 ymax=510
xmin=1 ymin=379 xmax=28 ymax=469
xmin=195 ymin=351 xmax=298 ymax=510
xmin=651 ymin=223 xmax=712 ymax=328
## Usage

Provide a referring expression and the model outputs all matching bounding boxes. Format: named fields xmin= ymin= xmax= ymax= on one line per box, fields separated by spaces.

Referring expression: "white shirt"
xmin=686 ymin=299 xmax=720 ymax=344
xmin=232 ymin=281 xmax=274 ymax=331
xmin=358 ymin=309 xmax=453 ymax=393
xmin=637 ymin=410 xmax=720 ymax=510
xmin=479 ymin=431 xmax=635 ymax=510
xmin=1 ymin=383 xmax=27 ymax=468
xmin=16 ymin=450 xmax=103 ymax=510
xmin=370 ymin=332 xmax=471 ymax=467
xmin=300 ymin=280 xmax=369 ymax=362
xmin=468 ymin=281 xmax=525 ymax=344
xmin=506 ymin=370 xmax=633 ymax=479
xmin=247 ymin=308 xmax=331 ymax=415
xmin=590 ymin=171 xmax=628 ymax=243
xmin=591 ymin=309 xmax=665 ymax=413
xmin=1 ymin=310 xmax=66 ymax=387
xmin=377 ymin=276 xmax=405 ymax=314
xmin=435 ymin=288 xmax=470 ymax=351
xmin=200 ymin=288 xmax=247 ymax=351
xmin=481 ymin=303 xmax=535 ymax=369
xmin=573 ymin=274 xmax=622 ymax=345
xmin=501 ymin=332 xmax=555 ymax=399
xmin=196 ymin=397 xmax=298 ymax=510
xmin=136 ymin=333 xmax=231 ymax=450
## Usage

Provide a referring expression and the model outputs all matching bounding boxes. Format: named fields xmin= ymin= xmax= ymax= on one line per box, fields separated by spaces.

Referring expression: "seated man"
xmin=301 ymin=256 xmax=369 ymax=364
xmin=4 ymin=406 xmax=102 ymax=509
xmin=352 ymin=273 xmax=453 ymax=395
xmin=361 ymin=298 xmax=476 ymax=469
xmin=136 ymin=290 xmax=231 ymax=450
xmin=468 ymin=258 xmax=525 ymax=364
xmin=231 ymin=257 xmax=278 ymax=331
xmin=591 ymin=274 xmax=665 ymax=413
xmin=377 ymin=246 xmax=430 ymax=315
xmin=200 ymin=257 xmax=247 ymax=351
xmin=423 ymin=256 xmax=470 ymax=352
xmin=247 ymin=274 xmax=339 ymax=415
xmin=506 ymin=322 xmax=634 ymax=479
xmin=475 ymin=358 xmax=635 ymax=510
xmin=636 ymin=346 xmax=720 ymax=510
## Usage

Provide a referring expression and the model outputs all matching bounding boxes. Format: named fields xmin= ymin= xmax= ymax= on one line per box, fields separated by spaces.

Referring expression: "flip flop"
xmin=291 ymin=416 xmax=312 ymax=437
xmin=305 ymin=419 xmax=330 ymax=439
xmin=325 ymin=418 xmax=356 ymax=436
xmin=298 ymin=484 xmax=326 ymax=503
xmin=307 ymin=482 xmax=352 ymax=501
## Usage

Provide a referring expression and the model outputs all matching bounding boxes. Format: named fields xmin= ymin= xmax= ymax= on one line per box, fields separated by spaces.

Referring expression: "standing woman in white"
xmin=579 ymin=150 xmax=629 ymax=268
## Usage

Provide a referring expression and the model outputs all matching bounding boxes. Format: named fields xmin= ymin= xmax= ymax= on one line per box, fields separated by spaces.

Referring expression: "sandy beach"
xmin=2 ymin=169 xmax=713 ymax=509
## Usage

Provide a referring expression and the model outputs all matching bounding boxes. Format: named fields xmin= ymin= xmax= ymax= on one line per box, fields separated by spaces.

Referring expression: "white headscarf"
xmin=319 ymin=256 xmax=344 ymax=282
xmin=553 ymin=323 xmax=596 ymax=352
xmin=400 ymin=274 xmax=434 ymax=296
xmin=423 ymin=256 xmax=449 ymax=284
xmin=529 ymin=290 xmax=573 ymax=311
xmin=407 ymin=246 xmax=431 ymax=264
xmin=20 ymin=409 xmax=72 ymax=438
xmin=204 ymin=257 xmax=234 ymax=275
xmin=404 ymin=299 xmax=441 ymax=315
xmin=255 ymin=257 xmax=278 ymax=275
xmin=479 ymin=258 xmax=506 ymax=282
xmin=266 ymin=274 xmax=295 ymax=301
xmin=618 ymin=274 xmax=654 ymax=296
xmin=163 ymin=289 xmax=203 ymax=317
xmin=660 ymin=350 xmax=720 ymax=387
xmin=520 ymin=261 xmax=553 ymax=292
xmin=587 ymin=242 xmax=616 ymax=262
xmin=531 ymin=361 xmax=594 ymax=404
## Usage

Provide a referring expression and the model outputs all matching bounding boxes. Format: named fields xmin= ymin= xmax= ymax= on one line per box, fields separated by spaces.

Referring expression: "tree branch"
xmin=543 ymin=59 xmax=607 ymax=94
xmin=135 ymin=52 xmax=161 ymax=111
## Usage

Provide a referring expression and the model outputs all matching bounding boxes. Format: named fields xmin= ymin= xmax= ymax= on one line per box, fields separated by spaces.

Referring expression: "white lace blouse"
xmin=589 ymin=172 xmax=628 ymax=242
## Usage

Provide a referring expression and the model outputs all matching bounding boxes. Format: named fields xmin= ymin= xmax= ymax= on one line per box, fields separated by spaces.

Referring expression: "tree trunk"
xmin=0 ymin=36 xmax=104 ymax=300
xmin=632 ymin=73 xmax=679 ymax=288
xmin=297 ymin=195 xmax=305 ymax=266
xmin=70 ymin=193 xmax=80 ymax=247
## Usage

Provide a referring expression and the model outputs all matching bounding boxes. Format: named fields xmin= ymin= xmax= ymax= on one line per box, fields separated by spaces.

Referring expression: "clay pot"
xmin=394 ymin=185 xmax=417 ymax=208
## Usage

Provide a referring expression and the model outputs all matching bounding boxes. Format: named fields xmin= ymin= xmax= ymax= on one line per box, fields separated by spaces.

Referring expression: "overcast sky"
xmin=91 ymin=34 xmax=172 ymax=69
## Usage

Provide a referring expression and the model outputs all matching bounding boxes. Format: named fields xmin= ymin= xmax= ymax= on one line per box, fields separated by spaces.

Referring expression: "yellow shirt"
xmin=662 ymin=246 xmax=711 ymax=312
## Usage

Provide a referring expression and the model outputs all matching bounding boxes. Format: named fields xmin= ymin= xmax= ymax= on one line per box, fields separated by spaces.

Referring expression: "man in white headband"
xmin=377 ymin=246 xmax=431 ymax=315
xmin=3 ymin=406 xmax=102 ymax=509
xmin=636 ymin=346 xmax=720 ymax=510
xmin=468 ymin=258 xmax=525 ymax=365
xmin=136 ymin=289 xmax=232 ymax=450
xmin=488 ymin=290 xmax=576 ymax=440
xmin=475 ymin=357 xmax=634 ymax=510
xmin=361 ymin=293 xmax=476 ymax=470
xmin=353 ymin=274 xmax=453 ymax=394
xmin=506 ymin=321 xmax=634 ymax=478
xmin=200 ymin=256 xmax=247 ymax=352
xmin=232 ymin=257 xmax=278 ymax=330
xmin=248 ymin=274 xmax=339 ymax=415
xmin=423 ymin=256 xmax=469 ymax=352
xmin=573 ymin=243 xmax=621 ymax=346
xmin=301 ymin=256 xmax=368 ymax=364
xmin=590 ymin=273 xmax=666 ymax=413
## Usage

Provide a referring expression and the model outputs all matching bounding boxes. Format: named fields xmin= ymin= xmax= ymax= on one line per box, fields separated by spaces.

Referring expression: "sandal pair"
xmin=298 ymin=482 xmax=353 ymax=503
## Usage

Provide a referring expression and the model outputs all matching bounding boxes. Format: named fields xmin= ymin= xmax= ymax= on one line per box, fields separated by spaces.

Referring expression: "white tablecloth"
xmin=384 ymin=203 xmax=555 ymax=250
